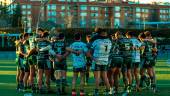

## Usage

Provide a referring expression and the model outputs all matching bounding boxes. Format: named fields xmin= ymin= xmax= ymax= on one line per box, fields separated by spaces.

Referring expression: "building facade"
xmin=11 ymin=0 xmax=170 ymax=29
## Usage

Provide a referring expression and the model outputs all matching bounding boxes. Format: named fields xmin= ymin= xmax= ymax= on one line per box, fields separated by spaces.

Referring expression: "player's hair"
xmin=97 ymin=28 xmax=107 ymax=34
xmin=138 ymin=32 xmax=146 ymax=39
xmin=42 ymin=32 xmax=49 ymax=38
xmin=144 ymin=31 xmax=151 ymax=37
xmin=38 ymin=28 xmax=44 ymax=32
xmin=74 ymin=33 xmax=81 ymax=40
xmin=126 ymin=31 xmax=135 ymax=37
xmin=58 ymin=33 xmax=65 ymax=39
xmin=115 ymin=31 xmax=123 ymax=36
xmin=23 ymin=33 xmax=29 ymax=39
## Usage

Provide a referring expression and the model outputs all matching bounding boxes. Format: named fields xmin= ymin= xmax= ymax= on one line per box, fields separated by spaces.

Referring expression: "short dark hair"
xmin=23 ymin=33 xmax=29 ymax=39
xmin=74 ymin=33 xmax=81 ymax=40
xmin=115 ymin=31 xmax=123 ymax=36
xmin=144 ymin=31 xmax=151 ymax=37
xmin=58 ymin=33 xmax=65 ymax=39
xmin=38 ymin=28 xmax=44 ymax=32
xmin=139 ymin=32 xmax=146 ymax=39
xmin=126 ymin=31 xmax=135 ymax=37
xmin=42 ymin=32 xmax=49 ymax=38
xmin=97 ymin=28 xmax=107 ymax=34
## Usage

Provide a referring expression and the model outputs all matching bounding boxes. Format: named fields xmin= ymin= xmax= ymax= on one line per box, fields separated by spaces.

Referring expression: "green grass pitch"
xmin=0 ymin=59 xmax=170 ymax=96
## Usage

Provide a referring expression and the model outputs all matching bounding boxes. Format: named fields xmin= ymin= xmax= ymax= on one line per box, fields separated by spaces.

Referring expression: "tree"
xmin=12 ymin=3 xmax=22 ymax=28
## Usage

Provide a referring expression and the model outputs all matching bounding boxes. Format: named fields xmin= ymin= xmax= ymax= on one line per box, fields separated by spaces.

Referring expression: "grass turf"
xmin=0 ymin=60 xmax=170 ymax=96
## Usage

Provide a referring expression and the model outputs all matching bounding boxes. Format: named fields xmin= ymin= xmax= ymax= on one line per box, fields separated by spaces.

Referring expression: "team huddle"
xmin=15 ymin=28 xmax=158 ymax=96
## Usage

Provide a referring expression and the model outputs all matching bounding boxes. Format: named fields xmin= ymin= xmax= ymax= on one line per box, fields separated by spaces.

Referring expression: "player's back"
xmin=92 ymin=38 xmax=112 ymax=65
xmin=52 ymin=40 xmax=66 ymax=55
xmin=70 ymin=41 xmax=88 ymax=68
xmin=37 ymin=40 xmax=51 ymax=60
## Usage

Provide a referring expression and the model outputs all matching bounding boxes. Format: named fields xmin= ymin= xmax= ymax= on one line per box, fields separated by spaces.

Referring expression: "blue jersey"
xmin=91 ymin=38 xmax=112 ymax=65
xmin=130 ymin=38 xmax=141 ymax=63
xmin=69 ymin=41 xmax=88 ymax=68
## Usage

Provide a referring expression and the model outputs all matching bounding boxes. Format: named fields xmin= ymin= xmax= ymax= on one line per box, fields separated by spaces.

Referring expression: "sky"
xmin=0 ymin=0 xmax=11 ymax=4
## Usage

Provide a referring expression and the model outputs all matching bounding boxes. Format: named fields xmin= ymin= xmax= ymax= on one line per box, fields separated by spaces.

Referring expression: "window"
xmin=136 ymin=7 xmax=140 ymax=12
xmin=58 ymin=0 xmax=66 ymax=1
xmin=145 ymin=9 xmax=149 ymax=13
xmin=136 ymin=13 xmax=140 ymax=18
xmin=22 ymin=11 xmax=26 ymax=15
xmin=67 ymin=12 xmax=71 ymax=16
xmin=105 ymin=13 xmax=109 ymax=17
xmin=80 ymin=12 xmax=87 ymax=16
xmin=48 ymin=11 xmax=56 ymax=17
xmin=79 ymin=0 xmax=87 ymax=2
xmin=51 ymin=5 xmax=56 ymax=10
xmin=115 ymin=6 xmax=120 ymax=11
xmin=80 ymin=20 xmax=86 ymax=27
xmin=60 ymin=12 xmax=65 ymax=16
xmin=89 ymin=0 xmax=96 ymax=2
xmin=91 ymin=7 xmax=98 ymax=11
xmin=91 ymin=19 xmax=97 ymax=26
xmin=115 ymin=13 xmax=120 ymax=17
xmin=72 ymin=0 xmax=77 ymax=2
xmin=61 ymin=6 xmax=65 ymax=10
xmin=114 ymin=18 xmax=120 ymax=28
xmin=80 ymin=5 xmax=87 ymax=10
xmin=48 ymin=4 xmax=56 ymax=10
xmin=27 ymin=5 xmax=31 ymax=9
xmin=27 ymin=11 xmax=31 ymax=15
xmin=91 ymin=13 xmax=98 ymax=17
xmin=22 ymin=5 xmax=26 ymax=9
xmin=136 ymin=19 xmax=140 ymax=22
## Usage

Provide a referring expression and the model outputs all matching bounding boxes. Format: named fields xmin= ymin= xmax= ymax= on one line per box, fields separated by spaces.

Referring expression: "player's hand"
xmin=56 ymin=54 xmax=63 ymax=62
xmin=75 ymin=51 xmax=82 ymax=55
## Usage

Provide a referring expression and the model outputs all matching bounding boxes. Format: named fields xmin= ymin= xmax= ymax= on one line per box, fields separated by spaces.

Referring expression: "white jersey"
xmin=92 ymin=38 xmax=112 ymax=65
xmin=130 ymin=38 xmax=142 ymax=63
xmin=69 ymin=41 xmax=88 ymax=68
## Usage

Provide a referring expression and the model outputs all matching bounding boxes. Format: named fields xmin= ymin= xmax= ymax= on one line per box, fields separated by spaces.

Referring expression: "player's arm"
xmin=145 ymin=39 xmax=157 ymax=44
xmin=27 ymin=48 xmax=37 ymax=57
xmin=66 ymin=47 xmax=82 ymax=55
xmin=18 ymin=46 xmax=26 ymax=57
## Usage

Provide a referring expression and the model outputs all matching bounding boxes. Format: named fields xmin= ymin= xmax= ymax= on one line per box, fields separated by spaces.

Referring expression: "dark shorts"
xmin=121 ymin=57 xmax=132 ymax=72
xmin=54 ymin=60 xmax=67 ymax=71
xmin=28 ymin=55 xmax=37 ymax=65
xmin=123 ymin=57 xmax=133 ymax=69
xmin=110 ymin=57 xmax=123 ymax=68
xmin=24 ymin=60 xmax=30 ymax=72
xmin=142 ymin=57 xmax=156 ymax=68
xmin=73 ymin=66 xmax=86 ymax=72
xmin=17 ymin=57 xmax=25 ymax=71
xmin=37 ymin=60 xmax=51 ymax=70
xmin=86 ymin=57 xmax=92 ymax=66
xmin=94 ymin=64 xmax=108 ymax=71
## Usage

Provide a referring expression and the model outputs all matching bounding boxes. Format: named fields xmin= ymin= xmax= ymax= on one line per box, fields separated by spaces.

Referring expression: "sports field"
xmin=0 ymin=58 xmax=170 ymax=96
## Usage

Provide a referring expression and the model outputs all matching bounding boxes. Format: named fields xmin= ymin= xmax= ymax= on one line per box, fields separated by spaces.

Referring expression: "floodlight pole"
xmin=36 ymin=0 xmax=49 ymax=34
